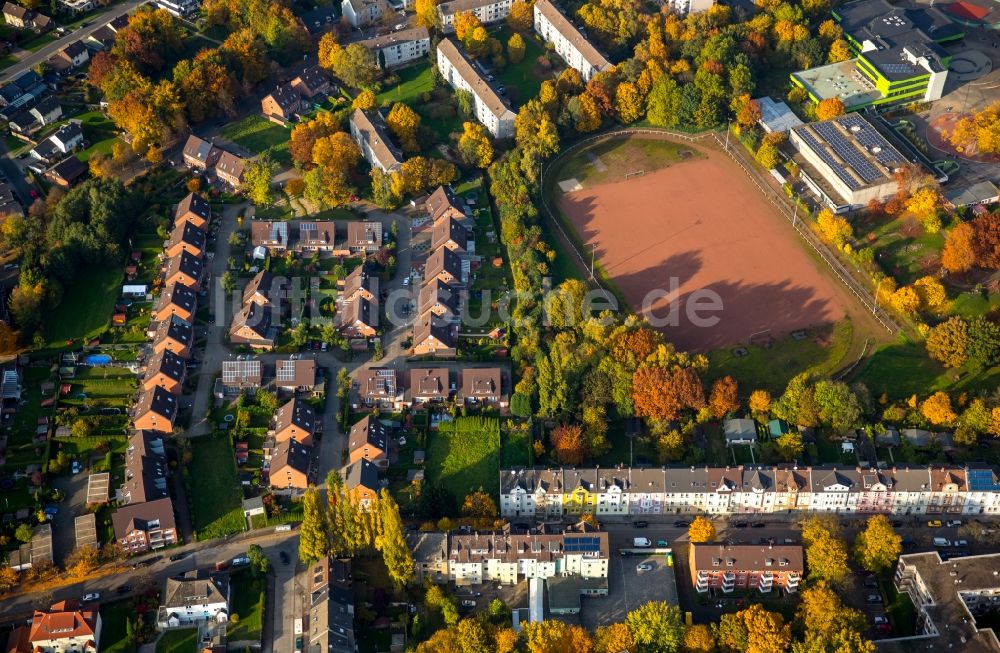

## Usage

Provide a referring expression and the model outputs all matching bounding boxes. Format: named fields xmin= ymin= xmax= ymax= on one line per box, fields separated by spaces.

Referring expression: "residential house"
xmin=29 ymin=95 xmax=62 ymax=126
xmin=229 ymin=301 xmax=275 ymax=349
xmin=163 ymin=250 xmax=204 ymax=291
xmin=30 ymin=122 xmax=83 ymax=162
xmin=182 ymin=135 xmax=220 ymax=170
xmin=299 ymin=5 xmax=338 ymax=36
xmin=153 ymin=315 xmax=194 ymax=359
xmin=724 ymin=419 xmax=757 ymax=446
xmin=156 ymin=571 xmax=230 ymax=629
xmin=251 ymin=221 xmax=290 ymax=253
xmin=348 ymin=415 xmax=388 ymax=468
xmin=341 ymin=0 xmax=387 ymax=27
xmin=215 ymin=150 xmax=247 ymax=187
xmin=409 ymin=367 xmax=450 ymax=403
xmin=431 ymin=216 xmax=469 ymax=253
xmin=446 ymin=530 xmax=609 ymax=587
xmin=297 ymin=221 xmax=338 ymax=252
xmin=425 ymin=185 xmax=466 ymax=223
xmin=459 ymin=368 xmax=503 ymax=407
xmin=174 ymin=192 xmax=211 ymax=229
xmin=359 ymin=27 xmax=431 ymax=68
xmin=86 ymin=24 xmax=118 ymax=49
xmin=165 ymin=220 xmax=206 ymax=258
xmin=290 ymin=65 xmax=331 ymax=98
xmin=43 ymin=155 xmax=87 ymax=188
xmin=275 ymin=358 xmax=318 ymax=393
xmin=143 ymin=349 xmax=187 ymax=395
xmin=424 ymin=246 xmax=464 ymax=285
xmin=0 ymin=70 xmax=46 ymax=109
xmin=261 ymin=82 xmax=302 ymax=124
xmin=411 ymin=314 xmax=456 ymax=357
xmin=690 ymin=543 xmax=802 ymax=594
xmin=307 ymin=557 xmax=356 ymax=653
xmin=133 ymin=386 xmax=178 ymax=431
xmin=340 ymin=265 xmax=377 ymax=303
xmin=218 ymin=358 xmax=263 ymax=395
xmin=405 ymin=532 xmax=449 ymax=583
xmin=342 ymin=458 xmax=380 ymax=506
xmin=273 ymin=397 xmax=316 ymax=445
xmin=336 ymin=296 xmax=378 ymax=339
xmin=269 ymin=438 xmax=312 ymax=490
xmin=928 ymin=467 xmax=967 ymax=515
xmin=354 ymin=367 xmax=403 ymax=409
xmin=112 ymin=496 xmax=177 ymax=553
xmin=418 ymin=278 xmax=460 ymax=323
xmin=438 ymin=0 xmax=513 ymax=32
xmin=436 ymin=38 xmax=515 ymax=138
xmin=120 ymin=431 xmax=169 ymax=505
xmin=7 ymin=108 xmax=36 ymax=134
xmin=243 ymin=269 xmax=281 ymax=307
xmin=349 ymin=108 xmax=403 ymax=173
xmin=533 ymin=0 xmax=611 ymax=82
xmin=345 ymin=220 xmax=383 ymax=253
xmin=27 ymin=601 xmax=101 ymax=653
xmin=3 ymin=3 xmax=31 ymax=27
xmin=153 ymin=283 xmax=197 ymax=322
xmin=0 ymin=180 xmax=22 ymax=217
xmin=52 ymin=41 xmax=89 ymax=70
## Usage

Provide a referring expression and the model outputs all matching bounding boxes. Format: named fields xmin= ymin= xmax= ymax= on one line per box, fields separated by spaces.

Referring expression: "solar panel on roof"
xmin=563 ymin=536 xmax=601 ymax=552
xmin=968 ymin=469 xmax=1000 ymax=491
xmin=277 ymin=361 xmax=296 ymax=382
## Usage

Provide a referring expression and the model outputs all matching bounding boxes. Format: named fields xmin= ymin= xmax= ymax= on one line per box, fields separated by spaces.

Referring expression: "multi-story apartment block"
xmin=342 ymin=0 xmax=387 ymax=27
xmin=349 ymin=108 xmax=403 ymax=173
xmin=438 ymin=0 xmax=513 ymax=32
xmin=24 ymin=601 xmax=102 ymax=653
xmin=436 ymin=38 xmax=515 ymax=138
xmin=690 ymin=544 xmax=803 ymax=595
xmin=499 ymin=465 xmax=1000 ymax=517
xmin=533 ymin=0 xmax=611 ymax=82
xmin=360 ymin=27 xmax=431 ymax=68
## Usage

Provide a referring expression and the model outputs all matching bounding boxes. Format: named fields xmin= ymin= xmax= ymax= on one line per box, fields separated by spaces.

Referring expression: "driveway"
xmin=48 ymin=468 xmax=91 ymax=565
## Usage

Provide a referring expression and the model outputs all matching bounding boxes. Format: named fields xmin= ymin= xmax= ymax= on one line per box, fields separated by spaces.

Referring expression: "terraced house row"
xmin=499 ymin=465 xmax=1000 ymax=518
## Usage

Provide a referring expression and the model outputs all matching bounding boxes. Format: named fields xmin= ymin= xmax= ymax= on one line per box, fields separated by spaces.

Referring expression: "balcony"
xmin=695 ymin=571 xmax=709 ymax=593
xmin=786 ymin=572 xmax=800 ymax=592
xmin=758 ymin=572 xmax=774 ymax=593
xmin=721 ymin=572 xmax=735 ymax=593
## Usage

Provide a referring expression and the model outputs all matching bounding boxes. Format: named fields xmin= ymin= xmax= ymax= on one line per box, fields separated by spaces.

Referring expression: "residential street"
xmin=0 ymin=0 xmax=150 ymax=86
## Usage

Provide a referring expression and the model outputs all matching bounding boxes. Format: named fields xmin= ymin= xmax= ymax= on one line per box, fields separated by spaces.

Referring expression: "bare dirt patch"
xmin=559 ymin=149 xmax=848 ymax=351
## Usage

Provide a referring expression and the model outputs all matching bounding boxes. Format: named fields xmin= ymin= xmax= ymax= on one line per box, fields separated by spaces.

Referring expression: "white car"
xmin=461 ymin=599 xmax=476 ymax=607
xmin=402 ymin=277 xmax=410 ymax=286
xmin=81 ymin=592 xmax=101 ymax=603
xmin=636 ymin=563 xmax=654 ymax=572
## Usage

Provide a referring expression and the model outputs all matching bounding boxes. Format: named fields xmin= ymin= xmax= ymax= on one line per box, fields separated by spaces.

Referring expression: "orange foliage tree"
xmin=550 ymin=424 xmax=588 ymax=465
xmin=709 ymin=376 xmax=739 ymax=419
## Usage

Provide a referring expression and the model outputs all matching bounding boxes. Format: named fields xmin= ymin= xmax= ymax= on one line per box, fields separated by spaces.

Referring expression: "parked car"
xmin=732 ymin=522 xmax=749 ymax=528
xmin=864 ymin=577 xmax=879 ymax=589
xmin=673 ymin=520 xmax=689 ymax=528
xmin=81 ymin=593 xmax=100 ymax=603
xmin=927 ymin=520 xmax=943 ymax=528
xmin=636 ymin=563 xmax=654 ymax=572
xmin=232 ymin=555 xmax=250 ymax=567
xmin=873 ymin=616 xmax=889 ymax=625
xmin=169 ymin=552 xmax=188 ymax=561
xmin=947 ymin=520 xmax=963 ymax=528
xmin=866 ymin=594 xmax=882 ymax=604
xmin=751 ymin=522 xmax=766 ymax=528
xmin=632 ymin=521 xmax=649 ymax=528
xmin=461 ymin=600 xmax=476 ymax=607
xmin=71 ymin=461 xmax=82 ymax=474
xmin=656 ymin=539 xmax=668 ymax=547
xmin=116 ymin=585 xmax=133 ymax=595
xmin=956 ymin=539 xmax=969 ymax=547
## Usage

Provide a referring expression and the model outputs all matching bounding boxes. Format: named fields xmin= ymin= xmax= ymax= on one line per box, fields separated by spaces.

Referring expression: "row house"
xmin=132 ymin=386 xmax=178 ymax=432
xmin=181 ymin=135 xmax=247 ymax=187
xmin=269 ymin=437 xmax=312 ymax=491
xmin=273 ymin=396 xmax=317 ymax=446
xmin=143 ymin=349 xmax=186 ymax=395
xmin=175 ymin=191 xmax=211 ymax=230
xmin=690 ymin=543 xmax=803 ymax=595
xmin=166 ymin=219 xmax=206 ymax=259
xmin=443 ymin=529 xmax=609 ymax=587
xmin=152 ymin=315 xmax=194 ymax=359
xmin=308 ymin=558 xmax=356 ymax=653
xmin=499 ymin=465 xmax=1000 ymax=518
xmin=436 ymin=38 xmax=515 ymax=138
xmin=337 ymin=265 xmax=379 ymax=339
xmin=353 ymin=367 xmax=403 ymax=410
xmin=112 ymin=496 xmax=177 ymax=553
xmin=231 ymin=269 xmax=279 ymax=350
xmin=348 ymin=415 xmax=389 ymax=468
xmin=119 ymin=431 xmax=169 ymax=506
xmin=164 ymin=249 xmax=205 ymax=292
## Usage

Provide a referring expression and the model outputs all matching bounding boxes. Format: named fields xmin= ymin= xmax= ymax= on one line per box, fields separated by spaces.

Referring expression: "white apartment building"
xmin=533 ymin=0 xmax=611 ymax=82
xmin=349 ymin=108 xmax=404 ymax=173
xmin=438 ymin=0 xmax=513 ymax=32
xmin=500 ymin=465 xmax=1000 ymax=518
xmin=342 ymin=0 xmax=387 ymax=27
xmin=444 ymin=531 xmax=609 ymax=586
xmin=359 ymin=27 xmax=431 ymax=68
xmin=436 ymin=38 xmax=515 ymax=138
xmin=654 ymin=0 xmax=715 ymax=15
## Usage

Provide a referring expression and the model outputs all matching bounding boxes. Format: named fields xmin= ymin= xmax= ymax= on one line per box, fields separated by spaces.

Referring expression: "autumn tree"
xmin=889 ymin=285 xmax=920 ymax=314
xmin=647 ymin=75 xmax=682 ymax=128
xmin=523 ymin=620 xmax=594 ymax=653
xmin=596 ymin=623 xmax=635 ymax=653
xmin=626 ymin=601 xmax=684 ymax=653
xmin=796 ymin=583 xmax=875 ymax=653
xmin=65 ymin=545 xmax=99 ymax=579
xmin=749 ymin=390 xmax=772 ymax=419
xmin=633 ymin=366 xmax=706 ymax=421
xmin=386 ymin=102 xmax=421 ymax=152
xmin=775 ymin=432 xmax=804 ymax=461
xmin=947 ymin=101 xmax=1000 ymax=155
xmin=289 ymin=111 xmax=342 ymax=167
xmin=515 ymin=99 xmax=560 ymax=162
xmin=616 ymin=82 xmax=644 ymax=124
xmin=682 ymin=625 xmax=716 ymax=653
xmin=508 ymin=32 xmax=526 ymax=64
xmin=243 ymin=156 xmax=276 ymax=206
xmin=551 ymin=423 xmax=588 ymax=465
xmin=507 ymin=0 xmax=533 ymax=31
xmin=854 ymin=515 xmax=902 ymax=574
xmin=971 ymin=212 xmax=1000 ymax=269
xmin=321 ymin=42 xmax=379 ymax=89
xmin=815 ymin=208 xmax=852 ymax=246
xmin=375 ymin=490 xmax=414 ymax=589
xmin=414 ymin=0 xmax=440 ymax=28
xmin=906 ymin=186 xmax=943 ymax=233
xmin=688 ymin=516 xmax=716 ymax=543
xmin=299 ymin=486 xmax=329 ymax=562
xmin=922 ymin=391 xmax=956 ymax=425
xmin=715 ymin=604 xmax=790 ymax=653
xmin=457 ymin=121 xmax=494 ymax=168
xmin=0 ymin=567 xmax=18 ymax=592
xmin=816 ymin=97 xmax=845 ymax=120
xmin=460 ymin=490 xmax=498 ymax=520
xmin=570 ymin=91 xmax=602 ymax=133
xmin=914 ymin=275 xmax=947 ymax=309
xmin=708 ymin=376 xmax=739 ymax=419
xmin=353 ymin=89 xmax=376 ymax=110
xmin=813 ymin=380 xmax=861 ymax=433
xmin=755 ymin=137 xmax=781 ymax=169
xmin=941 ymin=222 xmax=976 ymax=274
xmin=802 ymin=516 xmax=849 ymax=585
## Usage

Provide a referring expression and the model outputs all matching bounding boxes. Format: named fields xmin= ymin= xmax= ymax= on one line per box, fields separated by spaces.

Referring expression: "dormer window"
xmin=726 ymin=558 xmax=735 ymax=566
xmin=712 ymin=558 xmax=721 ymax=567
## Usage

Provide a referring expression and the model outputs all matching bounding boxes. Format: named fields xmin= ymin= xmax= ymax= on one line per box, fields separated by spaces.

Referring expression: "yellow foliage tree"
xmin=906 ymin=186 xmax=943 ymax=233
xmin=889 ymin=285 xmax=920 ymax=314
xmin=386 ymin=102 xmax=421 ymax=152
xmin=456 ymin=122 xmax=494 ymax=168
xmin=921 ymin=391 xmax=956 ymax=425
xmin=414 ymin=0 xmax=440 ymax=27
xmin=828 ymin=39 xmax=851 ymax=63
xmin=594 ymin=623 xmax=635 ymax=653
xmin=352 ymin=89 xmax=376 ymax=110
xmin=507 ymin=32 xmax=526 ymax=64
xmin=507 ymin=0 xmax=533 ymax=31
xmin=802 ymin=516 xmax=849 ymax=585
xmin=688 ymin=516 xmax=716 ymax=543
xmin=914 ymin=275 xmax=947 ymax=309
xmin=942 ymin=222 xmax=976 ymax=274
xmin=749 ymin=389 xmax=772 ymax=418
xmin=815 ymin=208 xmax=852 ymax=246
xmin=948 ymin=101 xmax=1000 ymax=155
xmin=854 ymin=515 xmax=902 ymax=573
xmin=989 ymin=406 xmax=1000 ymax=436
xmin=615 ymin=82 xmax=644 ymax=124
xmin=681 ymin=624 xmax=716 ymax=653
xmin=816 ymin=97 xmax=845 ymax=120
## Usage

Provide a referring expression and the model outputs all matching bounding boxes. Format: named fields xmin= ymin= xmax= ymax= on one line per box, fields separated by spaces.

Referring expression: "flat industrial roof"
xmin=792 ymin=59 xmax=882 ymax=110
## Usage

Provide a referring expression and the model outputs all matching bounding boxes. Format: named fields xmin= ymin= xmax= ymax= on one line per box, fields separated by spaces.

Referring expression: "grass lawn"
xmin=500 ymin=425 xmax=530 ymax=467
xmin=706 ymin=320 xmax=854 ymax=394
xmin=220 ymin=115 xmax=292 ymax=165
xmin=23 ymin=32 xmax=56 ymax=52
xmin=45 ymin=264 xmax=122 ymax=344
xmin=377 ymin=64 xmax=435 ymax=106
xmin=155 ymin=628 xmax=198 ymax=653
xmin=851 ymin=339 xmax=1000 ymax=400
xmin=59 ymin=366 xmax=137 ymax=410
xmin=427 ymin=416 xmax=500 ymax=502
xmin=860 ymin=214 xmax=944 ymax=286
xmin=881 ymin=577 xmax=917 ymax=636
xmin=188 ymin=433 xmax=244 ymax=540
xmin=550 ymin=137 xmax=702 ymax=188
xmin=99 ymin=602 xmax=136 ymax=653
xmin=494 ymin=28 xmax=551 ymax=107
xmin=228 ymin=571 xmax=265 ymax=642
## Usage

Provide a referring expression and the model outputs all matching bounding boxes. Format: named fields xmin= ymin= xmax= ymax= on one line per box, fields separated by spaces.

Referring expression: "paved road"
xmin=0 ymin=0 xmax=149 ymax=86
xmin=0 ymin=136 xmax=34 ymax=205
